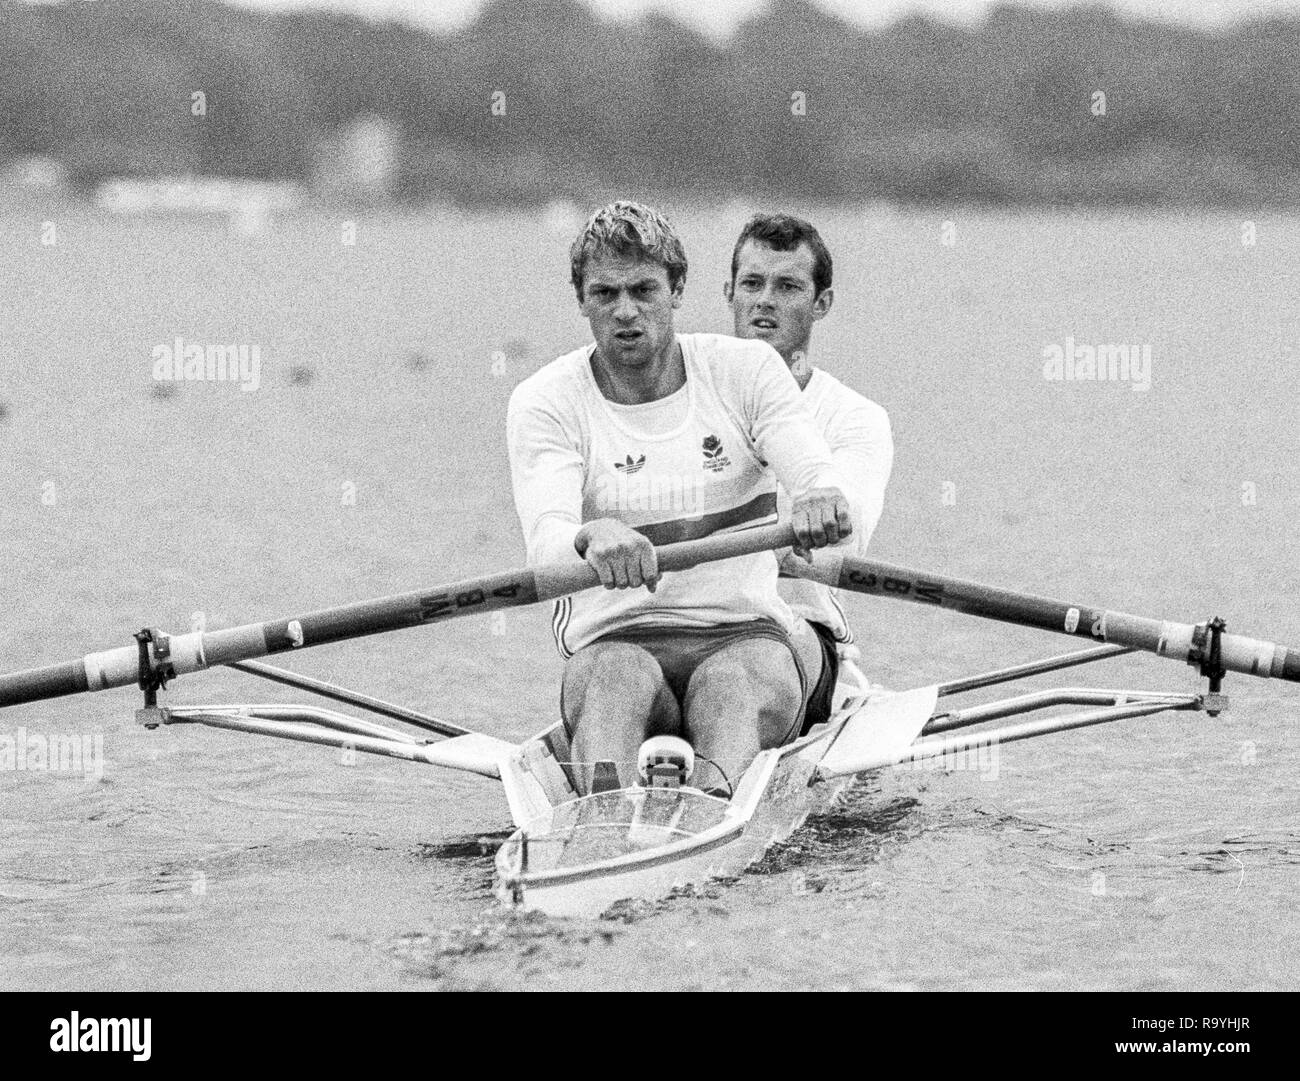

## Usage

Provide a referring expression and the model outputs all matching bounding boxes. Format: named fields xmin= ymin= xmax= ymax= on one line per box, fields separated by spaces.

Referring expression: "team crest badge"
xmin=701 ymin=435 xmax=730 ymax=473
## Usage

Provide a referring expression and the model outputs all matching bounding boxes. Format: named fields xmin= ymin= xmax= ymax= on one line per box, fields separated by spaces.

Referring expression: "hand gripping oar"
xmin=782 ymin=549 xmax=1300 ymax=690
xmin=0 ymin=524 xmax=800 ymax=710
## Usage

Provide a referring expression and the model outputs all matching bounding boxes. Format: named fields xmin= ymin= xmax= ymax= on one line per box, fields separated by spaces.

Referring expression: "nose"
xmin=613 ymin=291 xmax=638 ymax=320
xmin=755 ymin=284 xmax=777 ymax=309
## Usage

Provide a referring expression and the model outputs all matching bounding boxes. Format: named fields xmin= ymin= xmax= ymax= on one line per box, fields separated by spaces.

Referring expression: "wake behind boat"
xmin=0 ymin=524 xmax=1293 ymax=917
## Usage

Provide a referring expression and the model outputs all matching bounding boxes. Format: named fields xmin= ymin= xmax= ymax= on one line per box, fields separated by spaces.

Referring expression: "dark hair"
xmin=729 ymin=214 xmax=832 ymax=296
xmin=569 ymin=200 xmax=688 ymax=299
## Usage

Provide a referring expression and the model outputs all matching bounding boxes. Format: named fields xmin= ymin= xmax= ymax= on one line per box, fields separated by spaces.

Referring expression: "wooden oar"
xmin=783 ymin=550 xmax=1300 ymax=685
xmin=0 ymin=523 xmax=799 ymax=709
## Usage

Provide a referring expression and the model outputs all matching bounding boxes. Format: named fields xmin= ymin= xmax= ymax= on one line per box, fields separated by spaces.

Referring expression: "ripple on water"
xmin=409 ymin=830 xmax=511 ymax=898
xmin=379 ymin=910 xmax=620 ymax=986
xmin=741 ymin=779 xmax=925 ymax=900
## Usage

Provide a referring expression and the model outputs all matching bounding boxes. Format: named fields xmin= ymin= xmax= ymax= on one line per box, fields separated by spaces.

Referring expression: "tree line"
xmin=0 ymin=0 xmax=1296 ymax=205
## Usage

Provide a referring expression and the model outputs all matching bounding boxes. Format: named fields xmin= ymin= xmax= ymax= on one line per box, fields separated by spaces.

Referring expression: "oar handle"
xmin=0 ymin=523 xmax=798 ymax=709
xmin=533 ymin=522 xmax=796 ymax=599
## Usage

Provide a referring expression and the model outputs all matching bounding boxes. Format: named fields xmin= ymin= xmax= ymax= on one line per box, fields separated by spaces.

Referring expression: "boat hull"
xmin=493 ymin=715 xmax=857 ymax=918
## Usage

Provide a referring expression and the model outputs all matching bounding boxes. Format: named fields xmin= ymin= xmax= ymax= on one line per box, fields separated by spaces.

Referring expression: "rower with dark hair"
xmin=725 ymin=213 xmax=894 ymax=695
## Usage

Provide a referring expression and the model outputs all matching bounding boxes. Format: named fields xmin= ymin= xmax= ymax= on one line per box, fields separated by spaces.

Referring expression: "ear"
xmin=812 ymin=286 xmax=834 ymax=321
xmin=723 ymin=279 xmax=734 ymax=305
xmin=671 ymin=281 xmax=684 ymax=310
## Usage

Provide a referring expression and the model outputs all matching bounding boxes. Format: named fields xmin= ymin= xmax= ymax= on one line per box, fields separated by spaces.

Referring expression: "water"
xmin=1 ymin=204 xmax=1297 ymax=990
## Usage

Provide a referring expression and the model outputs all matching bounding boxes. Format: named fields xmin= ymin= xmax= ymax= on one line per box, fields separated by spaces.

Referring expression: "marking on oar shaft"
xmin=844 ymin=568 xmax=945 ymax=605
xmin=419 ymin=582 xmax=525 ymax=621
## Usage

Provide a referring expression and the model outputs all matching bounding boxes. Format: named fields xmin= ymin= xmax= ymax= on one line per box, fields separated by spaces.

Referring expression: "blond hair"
xmin=568 ymin=200 xmax=688 ymax=299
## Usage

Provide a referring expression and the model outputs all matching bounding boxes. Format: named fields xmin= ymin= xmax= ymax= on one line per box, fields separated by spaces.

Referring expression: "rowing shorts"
xmin=800 ymin=619 xmax=840 ymax=737
xmin=562 ymin=617 xmax=840 ymax=746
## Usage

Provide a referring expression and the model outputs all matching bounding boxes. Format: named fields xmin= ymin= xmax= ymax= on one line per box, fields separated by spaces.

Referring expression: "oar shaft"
xmin=0 ymin=524 xmax=797 ymax=709
xmin=788 ymin=551 xmax=1300 ymax=684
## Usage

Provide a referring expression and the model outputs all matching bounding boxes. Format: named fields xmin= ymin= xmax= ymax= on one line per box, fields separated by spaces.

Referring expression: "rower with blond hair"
xmin=507 ymin=200 xmax=860 ymax=795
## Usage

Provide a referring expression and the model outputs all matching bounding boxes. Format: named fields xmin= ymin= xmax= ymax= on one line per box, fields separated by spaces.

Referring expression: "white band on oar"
xmin=0 ymin=523 xmax=799 ymax=709
xmin=781 ymin=549 xmax=1300 ymax=685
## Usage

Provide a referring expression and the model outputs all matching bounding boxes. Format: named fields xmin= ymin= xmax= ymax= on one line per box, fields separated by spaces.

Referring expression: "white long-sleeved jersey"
xmin=777 ymin=367 xmax=893 ymax=644
xmin=507 ymin=333 xmax=848 ymax=656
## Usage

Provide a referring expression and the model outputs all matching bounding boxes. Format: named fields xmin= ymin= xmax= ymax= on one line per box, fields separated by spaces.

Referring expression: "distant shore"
xmin=2 ymin=0 xmax=1296 ymax=208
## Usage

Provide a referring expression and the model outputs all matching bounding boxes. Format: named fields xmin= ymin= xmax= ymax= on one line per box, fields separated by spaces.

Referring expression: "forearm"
xmin=507 ymin=397 xmax=586 ymax=567
xmin=528 ymin=515 xmax=584 ymax=565
xmin=748 ymin=356 xmax=843 ymax=497
xmin=806 ymin=394 xmax=892 ymax=551
xmin=763 ymin=423 xmax=845 ymax=497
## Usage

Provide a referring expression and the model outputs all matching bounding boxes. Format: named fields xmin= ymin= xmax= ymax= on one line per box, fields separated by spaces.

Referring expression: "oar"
xmin=783 ymin=550 xmax=1300 ymax=685
xmin=0 ymin=523 xmax=799 ymax=709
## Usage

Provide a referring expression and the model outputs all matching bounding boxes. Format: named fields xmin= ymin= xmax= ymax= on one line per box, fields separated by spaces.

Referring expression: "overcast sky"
xmin=226 ymin=0 xmax=1299 ymax=39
